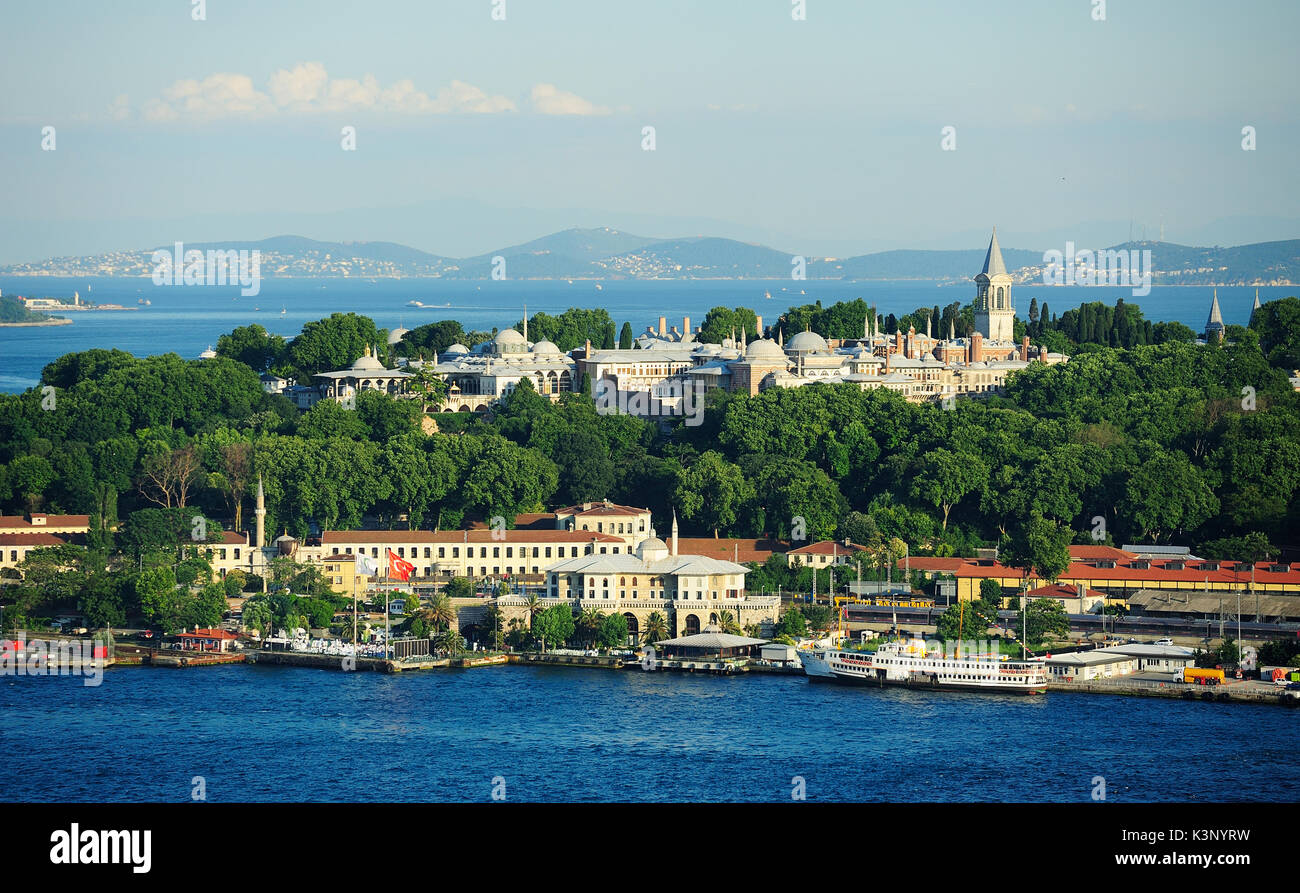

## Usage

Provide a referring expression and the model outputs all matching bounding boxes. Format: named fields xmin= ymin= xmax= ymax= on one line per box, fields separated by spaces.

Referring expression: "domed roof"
xmin=745 ymin=338 xmax=786 ymax=362
xmin=495 ymin=328 xmax=526 ymax=344
xmin=387 ymin=327 xmax=410 ymax=345
xmin=443 ymin=343 xmax=469 ymax=355
xmin=787 ymin=330 xmax=829 ymax=353
xmin=350 ymin=348 xmax=387 ymax=372
xmin=532 ymin=339 xmax=561 ymax=354
xmin=637 ymin=537 xmax=669 ymax=558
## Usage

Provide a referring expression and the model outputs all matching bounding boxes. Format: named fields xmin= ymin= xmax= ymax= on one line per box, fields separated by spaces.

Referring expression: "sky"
xmin=0 ymin=0 xmax=1297 ymax=263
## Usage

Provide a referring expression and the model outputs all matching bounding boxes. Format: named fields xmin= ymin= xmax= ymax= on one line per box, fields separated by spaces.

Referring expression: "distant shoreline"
xmin=0 ymin=317 xmax=72 ymax=327
xmin=0 ymin=273 xmax=1291 ymax=287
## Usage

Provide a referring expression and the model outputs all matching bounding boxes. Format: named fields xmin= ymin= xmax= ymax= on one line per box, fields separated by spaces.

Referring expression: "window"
xmin=545 ymin=547 xmax=552 ymax=558
xmin=493 ymin=547 xmax=500 ymax=558
xmin=452 ymin=547 xmax=459 ymax=558
xmin=439 ymin=547 xmax=446 ymax=558
xmin=505 ymin=547 xmax=513 ymax=558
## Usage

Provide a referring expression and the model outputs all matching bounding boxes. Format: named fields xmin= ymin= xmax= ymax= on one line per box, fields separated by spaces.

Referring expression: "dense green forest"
xmin=1 ymin=297 xmax=1297 ymax=633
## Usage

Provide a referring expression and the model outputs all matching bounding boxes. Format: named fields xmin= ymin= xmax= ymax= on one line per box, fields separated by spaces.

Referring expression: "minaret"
xmin=254 ymin=475 xmax=266 ymax=549
xmin=949 ymin=319 xmax=956 ymax=341
xmin=974 ymin=227 xmax=1015 ymax=341
xmin=671 ymin=510 xmax=679 ymax=557
xmin=926 ymin=312 xmax=932 ymax=339
xmin=1205 ymin=289 xmax=1225 ymax=342
xmin=522 ymin=303 xmax=528 ymax=343
xmin=1251 ymin=288 xmax=1261 ymax=326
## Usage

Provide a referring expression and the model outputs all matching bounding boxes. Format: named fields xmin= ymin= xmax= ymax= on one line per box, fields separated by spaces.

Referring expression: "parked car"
xmin=1154 ymin=638 xmax=1174 ymax=646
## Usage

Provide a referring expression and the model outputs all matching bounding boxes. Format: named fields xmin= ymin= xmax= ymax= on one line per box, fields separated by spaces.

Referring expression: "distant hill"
xmin=2 ymin=228 xmax=1296 ymax=284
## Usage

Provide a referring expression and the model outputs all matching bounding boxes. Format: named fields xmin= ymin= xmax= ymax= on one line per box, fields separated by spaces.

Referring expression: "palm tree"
xmin=524 ymin=594 xmax=543 ymax=630
xmin=433 ymin=629 xmax=466 ymax=657
xmin=716 ymin=610 xmax=741 ymax=635
xmin=425 ymin=593 xmax=455 ymax=631
xmin=644 ymin=611 xmax=668 ymax=646
xmin=483 ymin=605 xmax=505 ymax=650
xmin=577 ymin=608 xmax=604 ymax=648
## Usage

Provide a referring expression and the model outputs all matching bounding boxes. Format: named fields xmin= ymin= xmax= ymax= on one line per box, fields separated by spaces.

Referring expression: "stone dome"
xmin=745 ymin=338 xmax=786 ymax=362
xmin=638 ymin=537 xmax=670 ymax=560
xmin=493 ymin=328 xmax=528 ymax=356
xmin=350 ymin=350 xmax=386 ymax=372
xmin=387 ymin=327 xmax=410 ymax=345
xmin=443 ymin=343 xmax=469 ymax=355
xmin=786 ymin=330 xmax=829 ymax=353
xmin=532 ymin=339 xmax=561 ymax=354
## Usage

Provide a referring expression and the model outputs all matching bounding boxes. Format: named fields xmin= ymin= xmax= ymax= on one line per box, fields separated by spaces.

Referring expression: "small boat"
xmin=407 ymin=300 xmax=425 ymax=307
xmin=280 ymin=308 xmax=286 ymax=315
xmin=764 ymin=290 xmax=772 ymax=300
xmin=595 ymin=284 xmax=603 ymax=291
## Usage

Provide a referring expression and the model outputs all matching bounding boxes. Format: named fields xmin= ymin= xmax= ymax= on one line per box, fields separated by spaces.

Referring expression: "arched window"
xmin=996 ymin=286 xmax=1004 ymax=306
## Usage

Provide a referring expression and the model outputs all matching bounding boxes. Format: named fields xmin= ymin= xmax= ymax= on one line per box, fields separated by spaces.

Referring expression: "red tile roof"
xmin=554 ymin=502 xmax=648 ymax=516
xmin=467 ymin=512 xmax=557 ymax=530
xmin=175 ymin=628 xmax=239 ymax=640
xmin=0 ymin=532 xmax=73 ymax=547
xmin=673 ymin=538 xmax=782 ymax=564
xmin=0 ymin=514 xmax=90 ymax=530
xmin=905 ymin=557 xmax=970 ymax=573
xmin=787 ymin=540 xmax=868 ymax=556
xmin=1068 ymin=545 xmax=1137 ymax=560
xmin=1027 ymin=582 xmax=1106 ymax=600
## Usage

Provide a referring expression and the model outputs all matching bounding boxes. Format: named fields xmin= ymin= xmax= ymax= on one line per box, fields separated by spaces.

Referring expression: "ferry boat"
xmin=811 ymin=638 xmax=1048 ymax=695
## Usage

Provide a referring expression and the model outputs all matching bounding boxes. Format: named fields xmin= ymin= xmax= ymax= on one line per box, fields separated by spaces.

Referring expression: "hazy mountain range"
xmin=2 ymin=228 xmax=1297 ymax=285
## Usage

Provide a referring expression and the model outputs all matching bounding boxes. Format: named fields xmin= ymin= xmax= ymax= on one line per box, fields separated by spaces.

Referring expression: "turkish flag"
xmin=387 ymin=549 xmax=414 ymax=582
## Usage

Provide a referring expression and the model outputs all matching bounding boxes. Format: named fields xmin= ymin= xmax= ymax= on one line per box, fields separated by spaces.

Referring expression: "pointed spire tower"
xmin=1205 ymin=289 xmax=1225 ymax=342
xmin=1251 ymin=288 xmax=1262 ymax=326
xmin=670 ymin=510 xmax=679 ymax=557
xmin=974 ymin=227 xmax=1015 ymax=341
xmin=254 ymin=475 xmax=266 ymax=549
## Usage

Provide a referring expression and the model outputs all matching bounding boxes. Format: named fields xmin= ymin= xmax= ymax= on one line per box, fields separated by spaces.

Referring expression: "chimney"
xmin=584 ymin=338 xmax=592 ymax=358
xmin=971 ymin=331 xmax=983 ymax=363
xmin=683 ymin=315 xmax=691 ymax=336
xmin=755 ymin=314 xmax=763 ymax=336
xmin=894 ymin=331 xmax=903 ymax=354
xmin=658 ymin=316 xmax=667 ymax=337
xmin=1020 ymin=335 xmax=1029 ymax=362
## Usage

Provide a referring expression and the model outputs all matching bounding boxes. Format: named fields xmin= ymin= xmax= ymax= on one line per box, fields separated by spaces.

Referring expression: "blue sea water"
xmin=0 ymin=665 xmax=1294 ymax=803
xmin=0 ymin=277 xmax=1289 ymax=394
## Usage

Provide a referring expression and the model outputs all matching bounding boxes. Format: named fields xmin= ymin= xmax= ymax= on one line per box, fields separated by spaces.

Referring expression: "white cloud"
xmin=530 ymin=83 xmax=611 ymax=116
xmin=139 ymin=63 xmax=516 ymax=120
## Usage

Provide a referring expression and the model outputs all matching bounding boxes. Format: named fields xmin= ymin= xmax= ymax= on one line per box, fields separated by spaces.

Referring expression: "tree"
xmin=1001 ymin=511 xmax=1071 ymax=583
xmin=1120 ymin=453 xmax=1219 ymax=541
xmin=618 ymin=322 xmax=634 ymax=349
xmin=215 ymin=324 xmax=287 ymax=372
xmin=675 ymin=451 xmax=752 ymax=536
xmin=596 ymin=612 xmax=629 ymax=648
xmin=1251 ymin=296 xmax=1300 ymax=369
xmin=1013 ymin=598 xmax=1071 ymax=647
xmin=533 ymin=604 xmax=575 ymax=652
xmin=978 ymin=578 xmax=1004 ymax=607
xmin=715 ymin=610 xmax=741 ymax=635
xmin=934 ymin=598 xmax=999 ymax=640
xmin=137 ymin=567 xmax=181 ymax=633
xmin=445 ymin=577 xmax=474 ymax=599
xmin=286 ymin=312 xmax=385 ymax=379
xmin=138 ymin=443 xmax=203 ymax=508
xmin=910 ymin=449 xmax=989 ymax=531
xmin=643 ymin=611 xmax=669 ymax=645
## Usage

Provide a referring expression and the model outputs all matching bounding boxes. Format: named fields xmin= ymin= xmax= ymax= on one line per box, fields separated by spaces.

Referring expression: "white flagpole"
xmin=385 ymin=551 xmax=391 ymax=660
